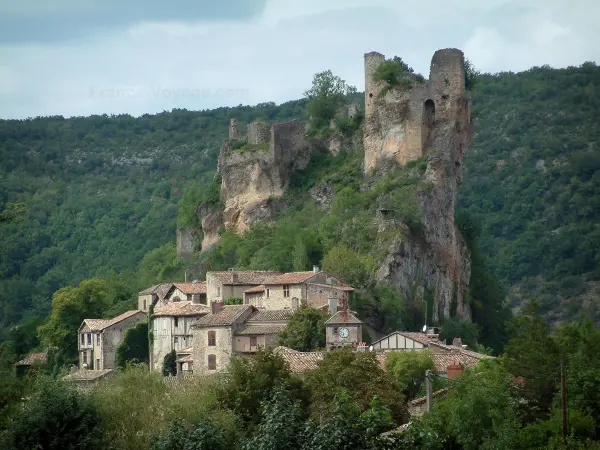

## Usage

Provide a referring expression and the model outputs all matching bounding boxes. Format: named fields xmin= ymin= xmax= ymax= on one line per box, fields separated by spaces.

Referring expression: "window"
xmin=250 ymin=336 xmax=257 ymax=347
xmin=174 ymin=336 xmax=179 ymax=344
xmin=143 ymin=299 xmax=147 ymax=310
xmin=208 ymin=354 xmax=216 ymax=370
xmin=174 ymin=317 xmax=179 ymax=328
xmin=283 ymin=285 xmax=290 ymax=297
xmin=96 ymin=334 xmax=100 ymax=345
xmin=82 ymin=352 xmax=87 ymax=364
xmin=333 ymin=327 xmax=339 ymax=335
xmin=81 ymin=334 xmax=85 ymax=345
xmin=208 ymin=331 xmax=216 ymax=346
xmin=87 ymin=333 xmax=91 ymax=345
xmin=266 ymin=289 xmax=270 ymax=298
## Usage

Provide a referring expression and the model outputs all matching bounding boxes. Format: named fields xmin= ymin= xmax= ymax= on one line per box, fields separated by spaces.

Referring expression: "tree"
xmin=278 ymin=306 xmax=328 ymax=351
xmin=439 ymin=317 xmax=479 ymax=349
xmin=216 ymin=348 xmax=306 ymax=428
xmin=322 ymin=244 xmax=375 ymax=290
xmin=304 ymin=348 xmax=406 ymax=423
xmin=292 ymin=236 xmax=310 ymax=272
xmin=0 ymin=377 xmax=103 ymax=450
xmin=386 ymin=350 xmax=436 ymax=400
xmin=0 ymin=203 xmax=27 ymax=224
xmin=115 ymin=321 xmax=149 ymax=369
xmin=162 ymin=349 xmax=177 ymax=377
xmin=37 ymin=279 xmax=110 ymax=362
xmin=304 ymin=70 xmax=357 ymax=132
xmin=224 ymin=297 xmax=243 ymax=305
xmin=151 ymin=420 xmax=228 ymax=450
xmin=243 ymin=385 xmax=307 ymax=450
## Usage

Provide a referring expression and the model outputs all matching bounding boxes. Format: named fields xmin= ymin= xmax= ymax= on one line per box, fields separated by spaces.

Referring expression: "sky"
xmin=0 ymin=0 xmax=597 ymax=119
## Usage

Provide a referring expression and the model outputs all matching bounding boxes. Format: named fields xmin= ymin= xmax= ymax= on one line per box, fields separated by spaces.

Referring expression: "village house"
xmin=206 ymin=270 xmax=282 ymax=302
xmin=188 ymin=302 xmax=292 ymax=375
xmin=138 ymin=281 xmax=207 ymax=312
xmin=138 ymin=283 xmax=174 ymax=312
xmin=78 ymin=310 xmax=146 ymax=371
xmin=241 ymin=267 xmax=355 ymax=311
xmin=151 ymin=299 xmax=209 ymax=371
xmin=325 ymin=301 xmax=363 ymax=350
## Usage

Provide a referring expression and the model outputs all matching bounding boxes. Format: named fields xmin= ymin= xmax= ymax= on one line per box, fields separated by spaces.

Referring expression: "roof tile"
xmin=153 ymin=301 xmax=209 ymax=317
xmin=247 ymin=309 xmax=293 ymax=322
xmin=325 ymin=310 xmax=362 ymax=324
xmin=236 ymin=324 xmax=287 ymax=335
xmin=173 ymin=282 xmax=206 ymax=295
xmin=279 ymin=351 xmax=324 ymax=373
xmin=210 ymin=271 xmax=282 ymax=285
xmin=263 ymin=271 xmax=318 ymax=285
xmin=192 ymin=305 xmax=253 ymax=327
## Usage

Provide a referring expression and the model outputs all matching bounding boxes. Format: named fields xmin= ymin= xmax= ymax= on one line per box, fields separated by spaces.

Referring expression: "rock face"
xmin=198 ymin=119 xmax=310 ymax=249
xmin=176 ymin=228 xmax=198 ymax=262
xmin=366 ymin=49 xmax=473 ymax=322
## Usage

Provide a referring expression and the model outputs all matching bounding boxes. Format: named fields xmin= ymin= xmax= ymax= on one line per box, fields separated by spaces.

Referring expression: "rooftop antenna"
xmin=422 ymin=299 xmax=428 ymax=333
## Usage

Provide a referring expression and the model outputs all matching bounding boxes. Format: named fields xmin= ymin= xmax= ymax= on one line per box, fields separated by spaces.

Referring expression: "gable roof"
xmin=15 ymin=351 xmax=47 ymax=366
xmin=306 ymin=283 xmax=355 ymax=292
xmin=172 ymin=282 xmax=207 ymax=295
xmin=153 ymin=301 xmax=209 ymax=317
xmin=263 ymin=271 xmax=319 ymax=285
xmin=192 ymin=305 xmax=253 ymax=327
xmin=236 ymin=324 xmax=287 ymax=335
xmin=371 ymin=331 xmax=432 ymax=347
xmin=244 ymin=284 xmax=266 ymax=294
xmin=82 ymin=310 xmax=144 ymax=332
xmin=279 ymin=351 xmax=324 ymax=373
xmin=139 ymin=283 xmax=174 ymax=299
xmin=247 ymin=309 xmax=293 ymax=322
xmin=210 ymin=271 xmax=282 ymax=285
xmin=325 ymin=310 xmax=362 ymax=325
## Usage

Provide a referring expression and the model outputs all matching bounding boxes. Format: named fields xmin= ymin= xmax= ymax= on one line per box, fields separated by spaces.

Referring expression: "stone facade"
xmin=176 ymin=228 xmax=198 ymax=262
xmin=78 ymin=310 xmax=146 ymax=371
xmin=229 ymin=118 xmax=240 ymax=140
xmin=151 ymin=312 xmax=206 ymax=371
xmin=199 ymin=119 xmax=310 ymax=249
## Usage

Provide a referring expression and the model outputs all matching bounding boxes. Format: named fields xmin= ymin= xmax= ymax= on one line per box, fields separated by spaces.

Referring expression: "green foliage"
xmin=464 ymin=58 xmax=480 ymax=91
xmin=304 ymin=348 xmax=406 ymax=424
xmin=151 ymin=420 xmax=228 ymax=450
xmin=37 ymin=278 xmax=110 ymax=362
xmin=439 ymin=316 xmax=479 ymax=348
xmin=0 ymin=376 xmax=103 ymax=450
xmin=304 ymin=70 xmax=357 ymax=134
xmin=0 ymin=203 xmax=27 ymax=225
xmin=278 ymin=306 xmax=329 ymax=351
xmin=162 ymin=349 xmax=177 ymax=377
xmin=292 ymin=236 xmax=310 ymax=272
xmin=115 ymin=321 xmax=149 ymax=369
xmin=223 ymin=297 xmax=243 ymax=305
xmin=386 ymin=350 xmax=436 ymax=400
xmin=216 ymin=348 xmax=306 ymax=428
xmin=373 ymin=56 xmax=425 ymax=97
xmin=322 ymin=244 xmax=375 ymax=289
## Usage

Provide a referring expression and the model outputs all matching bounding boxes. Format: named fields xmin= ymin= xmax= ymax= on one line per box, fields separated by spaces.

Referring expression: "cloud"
xmin=0 ymin=0 xmax=597 ymax=119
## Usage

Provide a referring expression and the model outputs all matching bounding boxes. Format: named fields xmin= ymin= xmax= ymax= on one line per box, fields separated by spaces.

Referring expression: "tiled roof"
xmin=325 ymin=310 xmax=362 ymax=324
xmin=410 ymin=389 xmax=448 ymax=407
xmin=139 ymin=283 xmax=174 ymax=299
xmin=395 ymin=332 xmax=432 ymax=345
xmin=244 ymin=284 xmax=266 ymax=294
xmin=176 ymin=354 xmax=194 ymax=363
xmin=173 ymin=282 xmax=206 ymax=295
xmin=63 ymin=369 xmax=114 ymax=381
xmin=177 ymin=347 xmax=193 ymax=354
xmin=153 ymin=301 xmax=209 ymax=317
xmin=279 ymin=351 xmax=324 ymax=373
xmin=192 ymin=305 xmax=253 ymax=327
xmin=247 ymin=309 xmax=293 ymax=322
xmin=307 ymin=283 xmax=355 ymax=292
xmin=236 ymin=324 xmax=287 ymax=335
xmin=273 ymin=346 xmax=299 ymax=354
xmin=263 ymin=271 xmax=318 ymax=285
xmin=210 ymin=271 xmax=282 ymax=285
xmin=83 ymin=310 xmax=144 ymax=332
xmin=15 ymin=352 xmax=47 ymax=366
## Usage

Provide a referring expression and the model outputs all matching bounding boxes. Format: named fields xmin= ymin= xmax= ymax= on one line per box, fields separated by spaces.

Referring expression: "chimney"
xmin=328 ymin=297 xmax=338 ymax=315
xmin=447 ymin=360 xmax=464 ymax=380
xmin=452 ymin=337 xmax=463 ymax=348
xmin=211 ymin=301 xmax=224 ymax=314
xmin=313 ymin=265 xmax=319 ymax=273
xmin=228 ymin=268 xmax=237 ymax=284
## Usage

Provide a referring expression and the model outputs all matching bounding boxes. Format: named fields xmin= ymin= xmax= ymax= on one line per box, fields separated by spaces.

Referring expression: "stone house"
xmin=78 ymin=310 xmax=146 ymax=370
xmin=151 ymin=300 xmax=209 ymax=371
xmin=163 ymin=282 xmax=207 ymax=304
xmin=206 ymin=270 xmax=282 ymax=303
xmin=138 ymin=283 xmax=175 ymax=312
xmin=189 ymin=303 xmax=292 ymax=375
xmin=242 ymin=268 xmax=355 ymax=311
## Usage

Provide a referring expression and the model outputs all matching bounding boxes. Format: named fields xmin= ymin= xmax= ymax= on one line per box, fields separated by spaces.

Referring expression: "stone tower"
xmin=363 ymin=49 xmax=470 ymax=174
xmin=229 ymin=119 xmax=239 ymax=140
xmin=247 ymin=121 xmax=271 ymax=145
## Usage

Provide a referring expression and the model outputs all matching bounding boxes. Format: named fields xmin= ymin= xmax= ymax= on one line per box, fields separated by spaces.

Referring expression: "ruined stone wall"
xmin=229 ymin=119 xmax=240 ymax=140
xmin=176 ymin=228 xmax=198 ymax=262
xmin=247 ymin=121 xmax=271 ymax=145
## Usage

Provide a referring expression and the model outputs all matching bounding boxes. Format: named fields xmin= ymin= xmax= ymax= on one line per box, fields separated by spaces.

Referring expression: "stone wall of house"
xmin=101 ymin=312 xmax=146 ymax=370
xmin=326 ymin=323 xmax=362 ymax=347
xmin=176 ymin=228 xmax=198 ymax=262
xmin=233 ymin=334 xmax=274 ymax=353
xmin=138 ymin=294 xmax=152 ymax=312
xmin=151 ymin=315 xmax=198 ymax=371
xmin=305 ymin=284 xmax=348 ymax=309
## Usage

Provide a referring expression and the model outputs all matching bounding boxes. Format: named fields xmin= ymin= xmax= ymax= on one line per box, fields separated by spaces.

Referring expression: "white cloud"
xmin=0 ymin=0 xmax=597 ymax=119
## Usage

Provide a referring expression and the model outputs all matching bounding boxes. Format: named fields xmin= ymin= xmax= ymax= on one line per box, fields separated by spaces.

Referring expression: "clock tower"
xmin=324 ymin=296 xmax=363 ymax=350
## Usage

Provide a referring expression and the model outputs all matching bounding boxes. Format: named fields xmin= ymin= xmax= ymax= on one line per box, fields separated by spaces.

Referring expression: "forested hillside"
xmin=1 ymin=61 xmax=599 ymax=354
xmin=457 ymin=62 xmax=600 ymax=323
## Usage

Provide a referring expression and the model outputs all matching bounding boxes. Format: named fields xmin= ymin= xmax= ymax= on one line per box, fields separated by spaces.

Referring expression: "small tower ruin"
xmin=229 ymin=119 xmax=240 ymax=140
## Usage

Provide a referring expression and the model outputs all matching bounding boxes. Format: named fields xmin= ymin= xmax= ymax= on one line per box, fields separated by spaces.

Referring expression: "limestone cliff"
xmin=365 ymin=49 xmax=473 ymax=322
xmin=198 ymin=119 xmax=311 ymax=250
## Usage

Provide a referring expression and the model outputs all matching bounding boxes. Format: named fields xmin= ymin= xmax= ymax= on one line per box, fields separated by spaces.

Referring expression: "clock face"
xmin=339 ymin=327 xmax=349 ymax=339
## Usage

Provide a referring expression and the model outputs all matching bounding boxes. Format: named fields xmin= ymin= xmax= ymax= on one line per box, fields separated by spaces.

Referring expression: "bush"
xmin=162 ymin=349 xmax=177 ymax=377
xmin=116 ymin=321 xmax=149 ymax=369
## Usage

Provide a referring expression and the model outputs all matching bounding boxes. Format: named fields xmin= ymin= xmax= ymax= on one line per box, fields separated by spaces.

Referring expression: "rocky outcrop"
xmin=367 ymin=49 xmax=473 ymax=322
